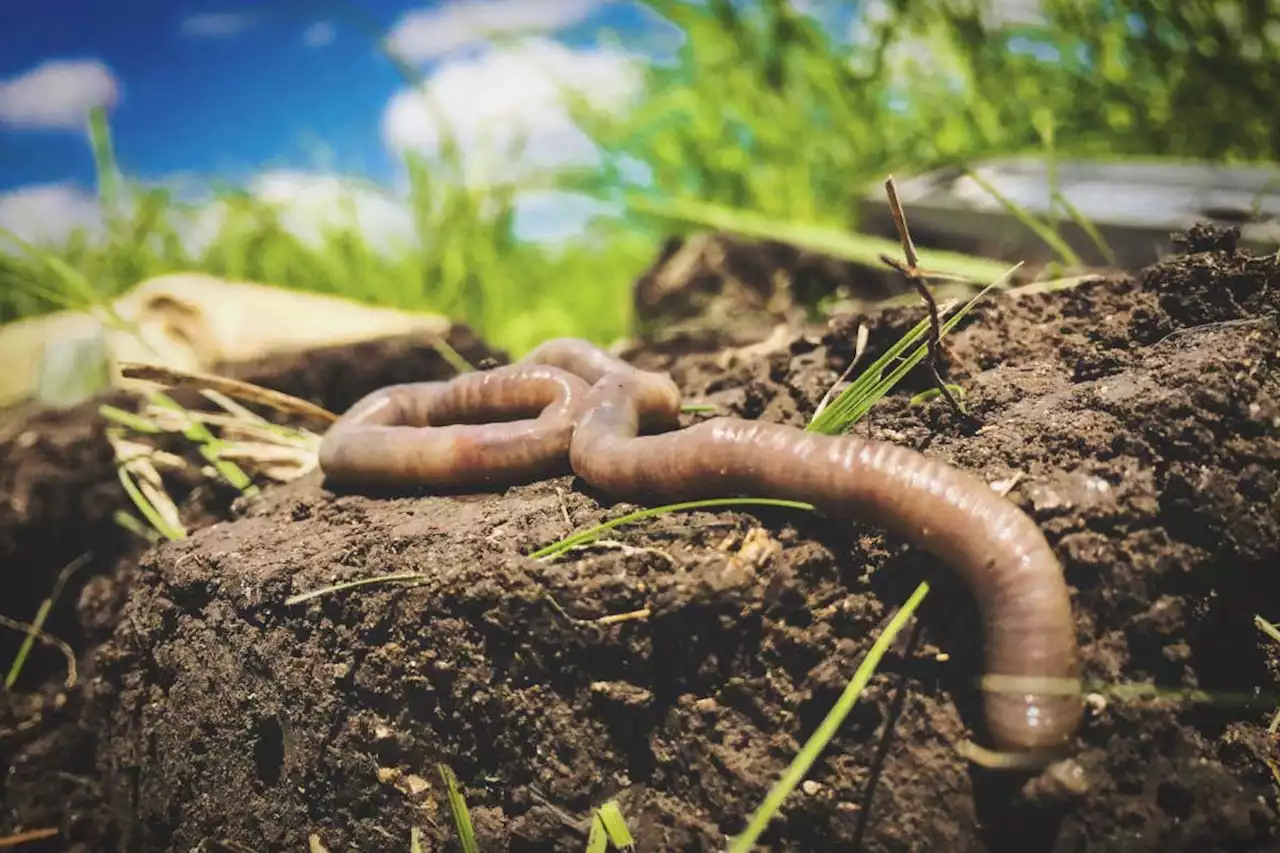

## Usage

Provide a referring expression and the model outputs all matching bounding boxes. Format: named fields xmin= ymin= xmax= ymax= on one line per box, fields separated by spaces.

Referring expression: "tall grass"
xmin=2 ymin=0 xmax=1275 ymax=355
xmin=572 ymin=0 xmax=1280 ymax=234
xmin=0 ymin=118 xmax=648 ymax=355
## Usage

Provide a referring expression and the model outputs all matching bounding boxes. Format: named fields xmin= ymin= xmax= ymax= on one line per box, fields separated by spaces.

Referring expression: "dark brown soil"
xmin=0 ymin=326 xmax=499 ymax=687
xmin=3 ymin=233 xmax=1280 ymax=852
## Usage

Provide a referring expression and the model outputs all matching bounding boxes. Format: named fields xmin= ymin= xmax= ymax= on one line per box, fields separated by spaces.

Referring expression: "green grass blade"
xmin=805 ymin=309 xmax=939 ymax=435
xmin=438 ymin=764 xmax=480 ymax=853
xmin=622 ymin=194 xmax=1013 ymax=284
xmin=727 ymin=580 xmax=931 ymax=852
xmin=962 ymin=169 xmax=1083 ymax=269
xmin=1053 ymin=190 xmax=1117 ymax=267
xmin=99 ymin=404 xmax=162 ymax=434
xmin=112 ymin=509 xmax=161 ymax=544
xmin=587 ymin=820 xmax=608 ymax=853
xmin=4 ymin=552 xmax=92 ymax=689
xmin=528 ymin=498 xmax=816 ymax=561
xmin=590 ymin=800 xmax=635 ymax=851
xmin=283 ymin=572 xmax=429 ymax=606
xmin=88 ymin=105 xmax=122 ymax=219
xmin=806 ymin=269 xmax=1012 ymax=435
xmin=147 ymin=392 xmax=258 ymax=495
xmin=909 ymin=384 xmax=967 ymax=408
xmin=115 ymin=465 xmax=185 ymax=541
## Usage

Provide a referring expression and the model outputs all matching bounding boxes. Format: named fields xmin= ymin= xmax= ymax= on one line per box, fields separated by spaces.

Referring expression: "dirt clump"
xmin=3 ymin=235 xmax=1280 ymax=852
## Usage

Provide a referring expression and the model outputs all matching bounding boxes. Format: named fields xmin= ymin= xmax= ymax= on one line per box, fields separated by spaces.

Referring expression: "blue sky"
xmin=0 ymin=0 xmax=676 ymax=244
xmin=0 ymin=1 xmax=672 ymax=189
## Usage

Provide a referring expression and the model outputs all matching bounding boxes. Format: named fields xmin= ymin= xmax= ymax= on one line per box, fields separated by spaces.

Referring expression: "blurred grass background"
xmin=2 ymin=0 xmax=1276 ymax=357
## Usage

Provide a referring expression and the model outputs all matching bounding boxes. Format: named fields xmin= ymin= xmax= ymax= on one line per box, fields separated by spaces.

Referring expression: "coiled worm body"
xmin=319 ymin=363 xmax=589 ymax=489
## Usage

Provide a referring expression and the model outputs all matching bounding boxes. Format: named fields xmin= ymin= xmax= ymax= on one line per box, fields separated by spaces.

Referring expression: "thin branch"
xmin=877 ymin=176 xmax=973 ymax=421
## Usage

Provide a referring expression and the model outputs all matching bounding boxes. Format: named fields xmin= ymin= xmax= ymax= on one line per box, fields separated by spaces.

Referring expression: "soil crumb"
xmin=2 ymin=239 xmax=1279 ymax=852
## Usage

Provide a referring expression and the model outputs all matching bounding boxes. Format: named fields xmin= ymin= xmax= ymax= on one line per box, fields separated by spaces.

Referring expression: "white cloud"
xmin=246 ymin=171 xmax=417 ymax=252
xmin=0 ymin=162 xmax=597 ymax=270
xmin=0 ymin=60 xmax=118 ymax=131
xmin=180 ymin=12 xmax=256 ymax=37
xmin=162 ymin=171 xmax=418 ymax=257
xmin=303 ymin=21 xmax=336 ymax=48
xmin=851 ymin=0 xmax=1044 ymax=43
xmin=0 ymin=183 xmax=103 ymax=246
xmin=381 ymin=37 xmax=641 ymax=186
xmin=848 ymin=0 xmax=893 ymax=47
xmin=0 ymin=173 xmax=417 ymax=258
xmin=511 ymin=190 xmax=617 ymax=243
xmin=385 ymin=0 xmax=603 ymax=64
xmin=985 ymin=0 xmax=1046 ymax=27
xmin=786 ymin=0 xmax=823 ymax=17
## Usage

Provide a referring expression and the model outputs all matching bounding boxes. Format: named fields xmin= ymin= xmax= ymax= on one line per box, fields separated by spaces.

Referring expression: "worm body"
xmin=522 ymin=336 xmax=641 ymax=384
xmin=318 ymin=338 xmax=1083 ymax=760
xmin=318 ymin=363 xmax=588 ymax=489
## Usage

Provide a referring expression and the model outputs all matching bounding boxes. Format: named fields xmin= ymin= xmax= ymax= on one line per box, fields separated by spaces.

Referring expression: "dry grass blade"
xmin=119 ymin=362 xmax=337 ymax=424
xmin=0 ymin=828 xmax=59 ymax=848
xmin=1253 ymin=614 xmax=1280 ymax=789
xmin=3 ymin=551 xmax=89 ymax=690
xmin=543 ymin=593 xmax=652 ymax=628
xmin=213 ymin=441 xmax=316 ymax=467
xmin=142 ymin=393 xmax=258 ymax=494
xmin=284 ymin=572 xmax=430 ymax=606
xmin=108 ymin=434 xmax=188 ymax=471
xmin=0 ymin=615 xmax=77 ymax=690
xmin=1006 ymin=274 xmax=1106 ymax=297
xmin=438 ymin=764 xmax=480 ymax=853
xmin=813 ymin=323 xmax=869 ymax=420
xmin=106 ymin=432 xmax=187 ymax=539
xmin=727 ymin=581 xmax=930 ymax=852
xmin=109 ymin=443 xmax=186 ymax=540
xmin=529 ymin=498 xmax=816 ymax=561
xmin=878 ymin=176 xmax=969 ymax=420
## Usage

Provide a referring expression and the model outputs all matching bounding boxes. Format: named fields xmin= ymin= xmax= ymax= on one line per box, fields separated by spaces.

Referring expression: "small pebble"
xmin=401 ymin=774 xmax=431 ymax=800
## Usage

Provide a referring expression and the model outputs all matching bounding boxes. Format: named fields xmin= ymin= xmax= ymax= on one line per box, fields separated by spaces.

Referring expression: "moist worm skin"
xmin=567 ymin=370 xmax=1083 ymax=756
xmin=522 ymin=337 xmax=640 ymax=384
xmin=318 ymin=363 xmax=588 ymax=489
xmin=318 ymin=338 xmax=1084 ymax=759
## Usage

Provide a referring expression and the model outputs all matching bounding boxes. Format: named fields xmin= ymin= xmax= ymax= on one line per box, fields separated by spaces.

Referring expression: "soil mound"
xmin=3 ymin=237 xmax=1278 ymax=852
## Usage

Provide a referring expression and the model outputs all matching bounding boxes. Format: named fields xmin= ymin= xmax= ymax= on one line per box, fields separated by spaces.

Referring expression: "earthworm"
xmin=318 ymin=338 xmax=638 ymax=488
xmin=318 ymin=337 xmax=1084 ymax=764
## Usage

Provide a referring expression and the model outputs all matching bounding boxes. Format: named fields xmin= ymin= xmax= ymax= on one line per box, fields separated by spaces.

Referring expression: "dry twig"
xmin=877 ymin=176 xmax=974 ymax=421
xmin=119 ymin=362 xmax=337 ymax=424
